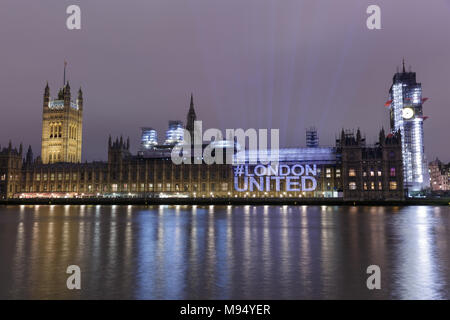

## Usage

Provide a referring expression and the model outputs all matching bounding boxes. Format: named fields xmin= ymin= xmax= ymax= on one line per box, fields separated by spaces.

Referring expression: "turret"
xmin=356 ymin=128 xmax=361 ymax=144
xmin=25 ymin=145 xmax=33 ymax=165
xmin=77 ymin=87 xmax=83 ymax=110
xmin=64 ymin=81 xmax=71 ymax=106
xmin=379 ymin=127 xmax=385 ymax=145
xmin=43 ymin=82 xmax=50 ymax=108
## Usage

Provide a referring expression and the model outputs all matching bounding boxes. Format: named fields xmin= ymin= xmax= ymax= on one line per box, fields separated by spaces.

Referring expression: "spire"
xmin=78 ymin=86 xmax=83 ymax=99
xmin=26 ymin=145 xmax=33 ymax=164
xmin=379 ymin=127 xmax=385 ymax=145
xmin=402 ymin=58 xmax=406 ymax=73
xmin=108 ymin=135 xmax=112 ymax=148
xmin=186 ymin=93 xmax=197 ymax=139
xmin=127 ymin=137 xmax=130 ymax=150
xmin=63 ymin=60 xmax=67 ymax=86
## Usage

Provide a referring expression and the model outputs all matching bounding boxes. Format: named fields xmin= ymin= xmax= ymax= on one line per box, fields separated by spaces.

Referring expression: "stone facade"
xmin=337 ymin=128 xmax=404 ymax=200
xmin=41 ymin=82 xmax=83 ymax=164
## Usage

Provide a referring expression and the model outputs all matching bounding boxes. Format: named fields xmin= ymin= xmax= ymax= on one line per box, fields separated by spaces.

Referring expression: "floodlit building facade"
xmin=386 ymin=61 xmax=429 ymax=192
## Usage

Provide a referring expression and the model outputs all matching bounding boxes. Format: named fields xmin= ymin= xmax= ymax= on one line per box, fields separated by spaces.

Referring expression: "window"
xmin=370 ymin=169 xmax=375 ymax=177
xmin=378 ymin=182 xmax=382 ymax=190
xmin=377 ymin=170 xmax=382 ymax=177
xmin=221 ymin=183 xmax=228 ymax=191
xmin=112 ymin=184 xmax=118 ymax=192
xmin=336 ymin=169 xmax=341 ymax=178
xmin=390 ymin=168 xmax=396 ymax=177
xmin=349 ymin=182 xmax=357 ymax=190
xmin=363 ymin=182 xmax=368 ymax=190
xmin=348 ymin=169 xmax=356 ymax=177
xmin=326 ymin=168 xmax=331 ymax=178
xmin=371 ymin=182 xmax=375 ymax=190
xmin=389 ymin=181 xmax=397 ymax=190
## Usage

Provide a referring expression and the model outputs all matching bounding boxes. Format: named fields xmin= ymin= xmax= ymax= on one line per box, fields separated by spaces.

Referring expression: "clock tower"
xmin=386 ymin=60 xmax=429 ymax=192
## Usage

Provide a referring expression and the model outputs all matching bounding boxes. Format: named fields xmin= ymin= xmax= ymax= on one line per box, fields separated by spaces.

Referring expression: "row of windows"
xmin=49 ymin=122 xmax=63 ymax=139
xmin=24 ymin=182 xmax=230 ymax=193
xmin=31 ymin=169 xmax=229 ymax=182
xmin=348 ymin=168 xmax=396 ymax=177
xmin=349 ymin=181 xmax=397 ymax=191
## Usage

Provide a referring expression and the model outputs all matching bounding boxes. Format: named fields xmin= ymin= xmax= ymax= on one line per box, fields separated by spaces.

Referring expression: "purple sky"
xmin=0 ymin=0 xmax=449 ymax=162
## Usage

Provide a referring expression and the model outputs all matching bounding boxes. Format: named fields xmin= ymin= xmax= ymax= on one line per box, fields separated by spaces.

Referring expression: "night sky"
xmin=0 ymin=0 xmax=449 ymax=162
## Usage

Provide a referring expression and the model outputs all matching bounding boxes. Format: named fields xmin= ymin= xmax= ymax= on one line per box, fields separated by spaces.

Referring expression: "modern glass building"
xmin=140 ymin=127 xmax=158 ymax=150
xmin=164 ymin=120 xmax=184 ymax=145
xmin=387 ymin=61 xmax=429 ymax=192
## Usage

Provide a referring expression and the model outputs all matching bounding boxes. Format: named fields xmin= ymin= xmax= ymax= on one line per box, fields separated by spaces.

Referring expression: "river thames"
xmin=0 ymin=205 xmax=449 ymax=299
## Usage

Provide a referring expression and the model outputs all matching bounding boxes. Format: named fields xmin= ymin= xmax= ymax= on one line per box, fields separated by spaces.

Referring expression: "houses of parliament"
xmin=0 ymin=73 xmax=405 ymax=201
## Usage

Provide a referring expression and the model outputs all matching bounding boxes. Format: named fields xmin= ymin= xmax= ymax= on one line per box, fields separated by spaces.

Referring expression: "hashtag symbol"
xmin=234 ymin=165 xmax=244 ymax=177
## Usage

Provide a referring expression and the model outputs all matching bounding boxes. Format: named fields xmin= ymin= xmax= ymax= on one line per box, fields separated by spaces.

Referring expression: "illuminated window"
xmin=378 ymin=182 xmax=382 ymax=190
xmin=349 ymin=169 xmax=356 ymax=177
xmin=389 ymin=181 xmax=397 ymax=190
xmin=0 ymin=174 xmax=5 ymax=181
xmin=370 ymin=170 xmax=375 ymax=177
xmin=377 ymin=170 xmax=382 ymax=177
xmin=112 ymin=184 xmax=118 ymax=192
xmin=371 ymin=182 xmax=375 ymax=190
xmin=349 ymin=182 xmax=357 ymax=190
xmin=363 ymin=182 xmax=368 ymax=190
xmin=50 ymin=173 xmax=55 ymax=181
xmin=390 ymin=168 xmax=396 ymax=177
xmin=336 ymin=169 xmax=341 ymax=178
xmin=221 ymin=183 xmax=228 ymax=191
xmin=326 ymin=168 xmax=331 ymax=178
xmin=36 ymin=174 xmax=40 ymax=181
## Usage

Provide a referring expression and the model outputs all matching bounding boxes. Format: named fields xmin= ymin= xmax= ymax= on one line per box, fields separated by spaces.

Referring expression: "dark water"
xmin=0 ymin=205 xmax=449 ymax=299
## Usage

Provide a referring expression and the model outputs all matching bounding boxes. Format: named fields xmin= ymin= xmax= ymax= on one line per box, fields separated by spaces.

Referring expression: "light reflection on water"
xmin=0 ymin=205 xmax=449 ymax=299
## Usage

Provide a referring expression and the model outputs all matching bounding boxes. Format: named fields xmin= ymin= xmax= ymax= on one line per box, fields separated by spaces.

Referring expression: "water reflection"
xmin=0 ymin=205 xmax=449 ymax=299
